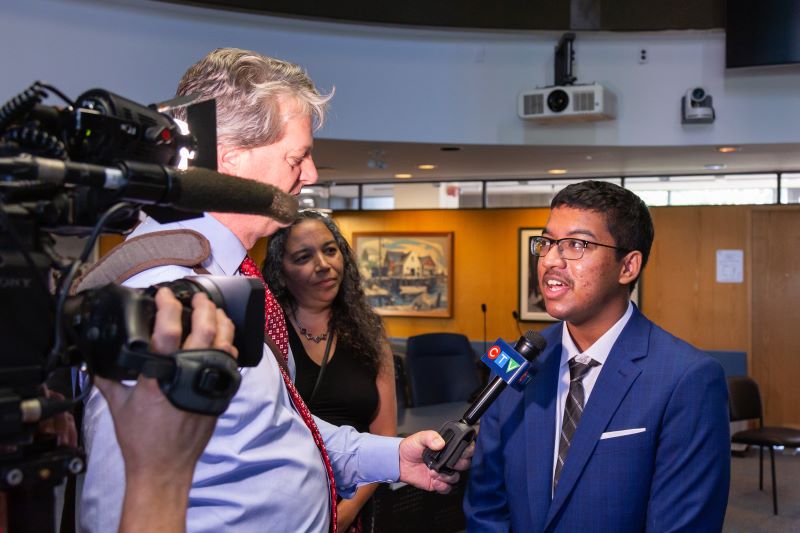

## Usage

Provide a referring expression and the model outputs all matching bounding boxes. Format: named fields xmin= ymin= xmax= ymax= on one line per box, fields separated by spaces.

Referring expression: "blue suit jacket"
xmin=465 ymin=308 xmax=730 ymax=532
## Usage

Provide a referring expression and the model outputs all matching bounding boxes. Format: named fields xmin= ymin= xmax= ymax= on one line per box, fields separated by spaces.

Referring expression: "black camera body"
xmin=64 ymin=276 xmax=264 ymax=415
xmin=0 ymin=81 xmax=266 ymax=531
xmin=65 ymin=277 xmax=265 ymax=379
xmin=0 ymin=82 xmax=263 ymax=419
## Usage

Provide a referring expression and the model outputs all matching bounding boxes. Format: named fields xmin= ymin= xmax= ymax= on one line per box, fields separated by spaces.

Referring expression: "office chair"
xmin=393 ymin=354 xmax=410 ymax=408
xmin=727 ymin=376 xmax=800 ymax=515
xmin=404 ymin=333 xmax=481 ymax=407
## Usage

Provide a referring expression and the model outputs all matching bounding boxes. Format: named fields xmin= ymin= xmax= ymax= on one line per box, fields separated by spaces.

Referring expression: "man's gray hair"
xmin=174 ymin=48 xmax=332 ymax=148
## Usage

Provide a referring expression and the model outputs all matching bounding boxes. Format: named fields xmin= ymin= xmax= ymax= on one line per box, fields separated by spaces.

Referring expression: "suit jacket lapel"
xmin=524 ymin=326 xmax=563 ymax=528
xmin=543 ymin=309 xmax=651 ymax=530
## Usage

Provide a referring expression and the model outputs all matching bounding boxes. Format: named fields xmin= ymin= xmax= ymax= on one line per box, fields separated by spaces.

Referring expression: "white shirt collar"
xmin=560 ymin=301 xmax=635 ymax=368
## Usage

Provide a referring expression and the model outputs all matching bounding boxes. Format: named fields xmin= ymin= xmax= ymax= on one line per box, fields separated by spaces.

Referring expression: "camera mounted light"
xmin=71 ymin=89 xmax=196 ymax=167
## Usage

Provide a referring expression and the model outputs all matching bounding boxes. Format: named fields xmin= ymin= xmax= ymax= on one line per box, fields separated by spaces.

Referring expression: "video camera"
xmin=0 ymin=82 xmax=267 ymax=528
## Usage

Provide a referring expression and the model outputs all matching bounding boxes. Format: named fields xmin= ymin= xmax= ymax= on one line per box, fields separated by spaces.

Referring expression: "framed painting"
xmin=352 ymin=232 xmax=453 ymax=318
xmin=519 ymin=228 xmax=554 ymax=321
xmin=518 ymin=227 xmax=639 ymax=321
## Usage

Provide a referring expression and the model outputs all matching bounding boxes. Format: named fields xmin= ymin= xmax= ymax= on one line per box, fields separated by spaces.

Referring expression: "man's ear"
xmin=217 ymin=144 xmax=242 ymax=175
xmin=619 ymin=250 xmax=642 ymax=287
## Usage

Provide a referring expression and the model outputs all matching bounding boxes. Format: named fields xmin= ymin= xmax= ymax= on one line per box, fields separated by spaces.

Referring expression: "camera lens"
xmin=547 ymin=89 xmax=570 ymax=113
xmin=691 ymin=87 xmax=706 ymax=101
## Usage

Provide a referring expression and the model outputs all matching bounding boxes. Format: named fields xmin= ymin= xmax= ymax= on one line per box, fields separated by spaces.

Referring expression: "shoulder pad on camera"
xmin=74 ymin=229 xmax=211 ymax=292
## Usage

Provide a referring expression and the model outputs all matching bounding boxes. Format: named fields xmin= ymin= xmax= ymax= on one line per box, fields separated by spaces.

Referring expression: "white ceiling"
xmin=312 ymin=140 xmax=800 ymax=184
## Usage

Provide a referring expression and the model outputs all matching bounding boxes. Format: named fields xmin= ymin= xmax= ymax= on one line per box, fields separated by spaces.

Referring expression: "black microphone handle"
xmin=7 ymin=155 xmax=120 ymax=189
xmin=423 ymin=330 xmax=546 ymax=474
xmin=462 ymin=375 xmax=506 ymax=425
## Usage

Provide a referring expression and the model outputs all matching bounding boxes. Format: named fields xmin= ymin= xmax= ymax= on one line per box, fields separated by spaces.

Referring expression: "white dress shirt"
xmin=80 ymin=214 xmax=401 ymax=533
xmin=551 ymin=301 xmax=634 ymax=484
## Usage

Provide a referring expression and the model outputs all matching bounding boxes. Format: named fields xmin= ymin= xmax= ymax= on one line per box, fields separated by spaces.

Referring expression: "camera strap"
xmin=113 ymin=346 xmax=240 ymax=416
xmin=74 ymin=229 xmax=211 ymax=293
xmin=264 ymin=334 xmax=290 ymax=376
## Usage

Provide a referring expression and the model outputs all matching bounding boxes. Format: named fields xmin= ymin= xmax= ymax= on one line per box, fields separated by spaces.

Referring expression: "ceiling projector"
xmin=518 ymin=83 xmax=617 ymax=124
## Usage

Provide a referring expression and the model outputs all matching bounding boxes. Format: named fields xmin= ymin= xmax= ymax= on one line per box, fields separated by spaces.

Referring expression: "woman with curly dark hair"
xmin=263 ymin=210 xmax=396 ymax=533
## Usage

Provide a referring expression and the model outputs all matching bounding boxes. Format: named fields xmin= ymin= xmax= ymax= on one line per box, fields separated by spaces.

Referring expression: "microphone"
xmin=423 ymin=330 xmax=547 ymax=474
xmin=0 ymin=154 xmax=298 ymax=223
xmin=480 ymin=303 xmax=488 ymax=354
xmin=512 ymin=310 xmax=523 ymax=336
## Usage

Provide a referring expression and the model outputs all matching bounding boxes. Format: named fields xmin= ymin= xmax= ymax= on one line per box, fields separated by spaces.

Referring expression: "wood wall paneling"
xmin=751 ymin=208 xmax=800 ymax=427
xmin=334 ymin=205 xmax=751 ymax=355
xmin=334 ymin=208 xmax=551 ymax=343
xmin=647 ymin=206 xmax=749 ymax=351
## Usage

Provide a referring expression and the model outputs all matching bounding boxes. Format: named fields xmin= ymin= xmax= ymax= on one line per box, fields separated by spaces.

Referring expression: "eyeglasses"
xmin=530 ymin=236 xmax=629 ymax=260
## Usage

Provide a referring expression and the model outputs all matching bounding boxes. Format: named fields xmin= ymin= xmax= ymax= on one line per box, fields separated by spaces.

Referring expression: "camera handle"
xmin=114 ymin=347 xmax=241 ymax=416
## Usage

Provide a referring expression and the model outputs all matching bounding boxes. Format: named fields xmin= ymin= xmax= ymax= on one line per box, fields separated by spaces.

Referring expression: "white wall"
xmin=2 ymin=0 xmax=799 ymax=147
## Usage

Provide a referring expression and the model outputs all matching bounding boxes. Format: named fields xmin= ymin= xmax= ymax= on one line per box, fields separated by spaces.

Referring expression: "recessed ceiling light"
xmin=704 ymin=163 xmax=727 ymax=170
xmin=417 ymin=164 xmax=437 ymax=170
xmin=547 ymin=169 xmax=567 ymax=175
xmin=716 ymin=146 xmax=741 ymax=153
xmin=394 ymin=173 xmax=413 ymax=179
xmin=440 ymin=146 xmax=461 ymax=152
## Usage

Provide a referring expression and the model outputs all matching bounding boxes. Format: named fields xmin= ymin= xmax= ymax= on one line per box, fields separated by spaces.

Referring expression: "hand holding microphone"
xmin=422 ymin=331 xmax=547 ymax=474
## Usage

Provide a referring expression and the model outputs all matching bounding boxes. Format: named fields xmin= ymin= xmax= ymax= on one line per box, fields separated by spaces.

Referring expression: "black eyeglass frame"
xmin=530 ymin=236 xmax=630 ymax=260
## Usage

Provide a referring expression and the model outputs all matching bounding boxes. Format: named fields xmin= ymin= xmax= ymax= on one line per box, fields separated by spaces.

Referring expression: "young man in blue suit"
xmin=465 ymin=180 xmax=730 ymax=532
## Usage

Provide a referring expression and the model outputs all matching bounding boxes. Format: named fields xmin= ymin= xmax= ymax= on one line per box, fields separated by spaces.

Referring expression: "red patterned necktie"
xmin=239 ymin=256 xmax=289 ymax=361
xmin=239 ymin=256 xmax=338 ymax=533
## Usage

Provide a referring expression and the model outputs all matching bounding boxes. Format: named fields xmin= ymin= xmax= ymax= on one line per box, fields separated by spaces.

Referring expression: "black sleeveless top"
xmin=289 ymin=320 xmax=379 ymax=433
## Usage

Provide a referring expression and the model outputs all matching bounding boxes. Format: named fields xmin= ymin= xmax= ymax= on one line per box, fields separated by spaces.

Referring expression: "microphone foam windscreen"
xmin=523 ymin=330 xmax=548 ymax=353
xmin=176 ymin=167 xmax=298 ymax=223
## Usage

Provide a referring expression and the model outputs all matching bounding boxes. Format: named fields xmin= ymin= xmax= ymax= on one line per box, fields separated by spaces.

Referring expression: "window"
xmin=626 ymin=174 xmax=777 ymax=206
xmin=486 ymin=178 xmax=621 ymax=208
xmin=362 ymin=182 xmax=482 ymax=210
xmin=317 ymin=172 xmax=795 ymax=211
xmin=780 ymin=173 xmax=800 ymax=204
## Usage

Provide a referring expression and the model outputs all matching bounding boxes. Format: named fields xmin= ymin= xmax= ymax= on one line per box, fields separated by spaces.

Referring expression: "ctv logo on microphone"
xmin=481 ymin=338 xmax=533 ymax=390
xmin=486 ymin=344 xmax=521 ymax=373
xmin=486 ymin=345 xmax=510 ymax=369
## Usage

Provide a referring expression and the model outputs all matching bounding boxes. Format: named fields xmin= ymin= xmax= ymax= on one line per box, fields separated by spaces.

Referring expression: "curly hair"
xmin=263 ymin=211 xmax=386 ymax=374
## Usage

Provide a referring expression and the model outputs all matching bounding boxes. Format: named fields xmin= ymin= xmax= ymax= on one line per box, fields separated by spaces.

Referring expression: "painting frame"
xmin=352 ymin=232 xmax=454 ymax=318
xmin=519 ymin=228 xmax=554 ymax=321
xmin=518 ymin=227 xmax=640 ymax=321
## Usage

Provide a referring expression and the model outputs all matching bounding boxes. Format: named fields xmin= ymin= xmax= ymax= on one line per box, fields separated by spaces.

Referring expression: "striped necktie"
xmin=553 ymin=357 xmax=599 ymax=491
xmin=240 ymin=255 xmax=338 ymax=533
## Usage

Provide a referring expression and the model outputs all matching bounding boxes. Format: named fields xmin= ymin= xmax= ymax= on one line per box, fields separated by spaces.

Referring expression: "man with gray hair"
xmin=80 ymin=48 xmax=469 ymax=533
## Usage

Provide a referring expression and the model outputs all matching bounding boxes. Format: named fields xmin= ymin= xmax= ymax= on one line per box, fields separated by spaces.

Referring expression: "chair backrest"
xmin=404 ymin=333 xmax=480 ymax=407
xmin=393 ymin=354 xmax=410 ymax=408
xmin=727 ymin=376 xmax=764 ymax=425
xmin=705 ymin=350 xmax=747 ymax=377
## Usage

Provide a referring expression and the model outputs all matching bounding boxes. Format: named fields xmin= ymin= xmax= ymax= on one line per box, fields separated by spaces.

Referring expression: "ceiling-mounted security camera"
xmin=682 ymin=87 xmax=715 ymax=124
